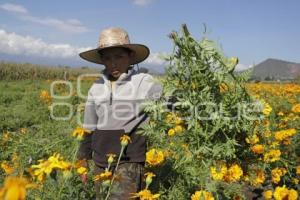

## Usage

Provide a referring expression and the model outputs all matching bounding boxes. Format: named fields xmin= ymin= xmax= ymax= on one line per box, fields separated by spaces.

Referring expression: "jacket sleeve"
xmin=77 ymin=90 xmax=98 ymax=160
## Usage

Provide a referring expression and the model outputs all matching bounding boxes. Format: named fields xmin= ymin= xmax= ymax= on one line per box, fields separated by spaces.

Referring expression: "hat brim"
xmin=79 ymin=44 xmax=150 ymax=65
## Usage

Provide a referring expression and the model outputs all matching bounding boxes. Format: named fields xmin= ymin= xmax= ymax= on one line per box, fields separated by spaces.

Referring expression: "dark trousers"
xmin=94 ymin=162 xmax=145 ymax=200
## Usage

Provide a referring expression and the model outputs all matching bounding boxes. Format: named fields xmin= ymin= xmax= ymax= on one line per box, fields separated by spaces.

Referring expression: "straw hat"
xmin=79 ymin=27 xmax=150 ymax=65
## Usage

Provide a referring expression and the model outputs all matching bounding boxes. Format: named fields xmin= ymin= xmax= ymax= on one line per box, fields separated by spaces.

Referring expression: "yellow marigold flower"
xmin=296 ymin=166 xmax=300 ymax=175
xmin=146 ymin=149 xmax=165 ymax=166
xmin=263 ymin=130 xmax=272 ymax=138
xmin=20 ymin=128 xmax=27 ymax=134
xmin=224 ymin=164 xmax=243 ymax=182
xmin=2 ymin=131 xmax=10 ymax=142
xmin=277 ymin=111 xmax=284 ymax=116
xmin=145 ymin=172 xmax=156 ymax=187
xmin=291 ymin=103 xmax=300 ymax=113
xmin=252 ymin=170 xmax=265 ymax=186
xmin=120 ymin=135 xmax=131 ymax=146
xmin=191 ymin=190 xmax=214 ymax=200
xmin=274 ymin=185 xmax=298 ymax=200
xmin=274 ymin=129 xmax=297 ymax=142
xmin=243 ymin=175 xmax=249 ymax=182
xmin=131 ymin=189 xmax=160 ymax=200
xmin=94 ymin=171 xmax=112 ymax=182
xmin=260 ymin=100 xmax=272 ymax=116
xmin=288 ymin=189 xmax=298 ymax=200
xmin=293 ymin=178 xmax=299 ymax=185
xmin=174 ymin=125 xmax=184 ymax=134
xmin=263 ymin=190 xmax=273 ymax=200
xmin=246 ymin=134 xmax=259 ymax=145
xmin=210 ymin=165 xmax=227 ymax=181
xmin=175 ymin=117 xmax=184 ymax=125
xmin=72 ymin=127 xmax=91 ymax=141
xmin=39 ymin=90 xmax=52 ymax=105
xmin=269 ymin=141 xmax=280 ymax=148
xmin=219 ymin=83 xmax=228 ymax=93
xmin=165 ymin=113 xmax=174 ymax=124
xmin=167 ymin=128 xmax=175 ymax=136
xmin=106 ymin=154 xmax=116 ymax=164
xmin=251 ymin=144 xmax=264 ymax=154
xmin=31 ymin=153 xmax=72 ymax=182
xmin=263 ymin=149 xmax=281 ymax=163
xmin=271 ymin=168 xmax=287 ymax=184
xmin=1 ymin=161 xmax=15 ymax=175
xmin=77 ymin=167 xmax=87 ymax=175
xmin=0 ymin=176 xmax=35 ymax=200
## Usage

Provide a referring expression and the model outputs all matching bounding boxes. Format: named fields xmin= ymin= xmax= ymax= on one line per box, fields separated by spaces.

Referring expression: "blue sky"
xmin=1 ymin=0 xmax=300 ymax=72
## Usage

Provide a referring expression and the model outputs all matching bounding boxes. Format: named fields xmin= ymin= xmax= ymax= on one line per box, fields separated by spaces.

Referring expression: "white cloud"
xmin=235 ymin=63 xmax=253 ymax=71
xmin=0 ymin=3 xmax=88 ymax=34
xmin=0 ymin=3 xmax=28 ymax=14
xmin=0 ymin=29 xmax=92 ymax=58
xmin=132 ymin=0 xmax=152 ymax=6
xmin=21 ymin=15 xmax=89 ymax=34
xmin=0 ymin=29 xmax=166 ymax=67
xmin=145 ymin=52 xmax=166 ymax=65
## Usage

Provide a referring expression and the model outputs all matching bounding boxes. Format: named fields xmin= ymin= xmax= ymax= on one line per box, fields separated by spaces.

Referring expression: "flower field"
xmin=0 ymin=25 xmax=299 ymax=200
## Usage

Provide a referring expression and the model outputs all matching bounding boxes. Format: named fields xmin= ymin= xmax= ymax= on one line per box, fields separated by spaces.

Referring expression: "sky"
xmin=0 ymin=0 xmax=300 ymax=72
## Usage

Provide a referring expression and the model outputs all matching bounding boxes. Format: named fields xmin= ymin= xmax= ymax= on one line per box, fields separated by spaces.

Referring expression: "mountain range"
xmin=250 ymin=58 xmax=300 ymax=80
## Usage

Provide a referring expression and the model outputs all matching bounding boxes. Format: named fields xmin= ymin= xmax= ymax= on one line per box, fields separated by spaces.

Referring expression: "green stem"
xmin=104 ymin=146 xmax=125 ymax=200
xmin=57 ymin=140 xmax=79 ymax=199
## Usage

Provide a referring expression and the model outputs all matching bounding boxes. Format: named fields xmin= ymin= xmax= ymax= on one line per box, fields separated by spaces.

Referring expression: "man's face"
xmin=100 ymin=47 xmax=133 ymax=79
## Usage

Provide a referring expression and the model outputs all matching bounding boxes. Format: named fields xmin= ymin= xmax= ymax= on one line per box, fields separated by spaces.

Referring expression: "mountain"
xmin=251 ymin=58 xmax=300 ymax=80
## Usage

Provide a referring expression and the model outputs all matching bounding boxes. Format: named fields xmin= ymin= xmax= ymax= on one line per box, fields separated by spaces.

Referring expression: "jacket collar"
xmin=102 ymin=67 xmax=135 ymax=85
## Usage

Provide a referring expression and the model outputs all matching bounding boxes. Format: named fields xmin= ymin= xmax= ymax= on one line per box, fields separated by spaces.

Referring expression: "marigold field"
xmin=0 ymin=25 xmax=299 ymax=200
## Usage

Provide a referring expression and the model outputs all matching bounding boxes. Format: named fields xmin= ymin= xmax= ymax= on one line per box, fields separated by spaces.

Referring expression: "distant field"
xmin=0 ymin=61 xmax=100 ymax=80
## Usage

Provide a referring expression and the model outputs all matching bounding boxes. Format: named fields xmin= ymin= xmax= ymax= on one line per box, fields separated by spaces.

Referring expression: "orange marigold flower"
xmin=251 ymin=144 xmax=264 ymax=154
